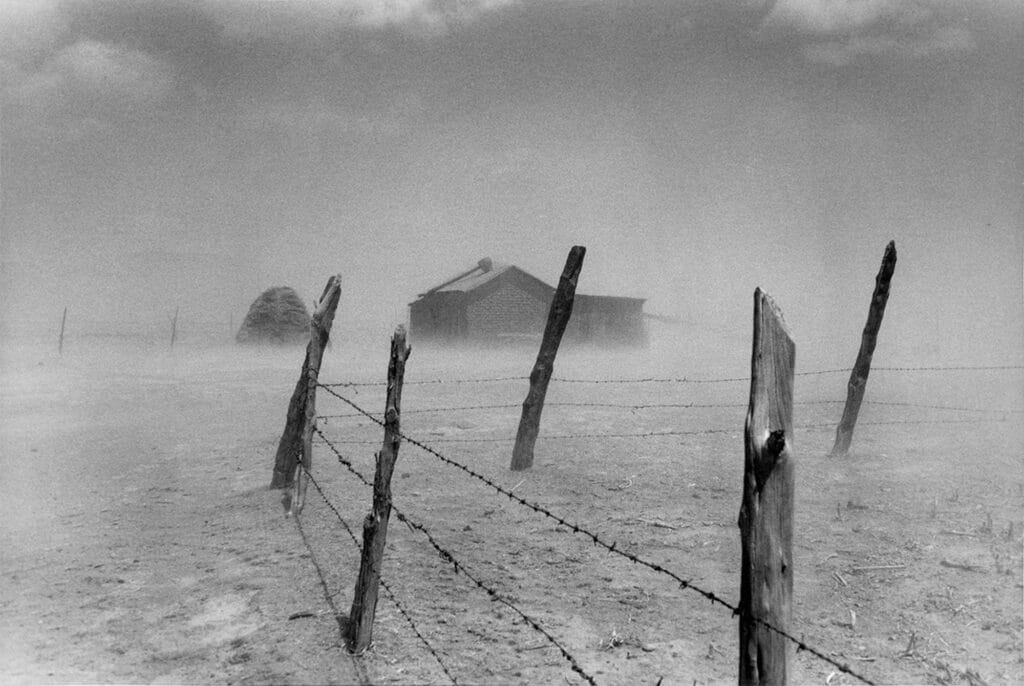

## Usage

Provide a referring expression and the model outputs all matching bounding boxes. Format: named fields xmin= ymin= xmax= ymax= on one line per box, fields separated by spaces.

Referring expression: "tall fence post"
xmin=511 ymin=246 xmax=586 ymax=471
xmin=270 ymin=275 xmax=342 ymax=496
xmin=58 ymin=306 xmax=67 ymax=355
xmin=348 ymin=325 xmax=411 ymax=653
xmin=738 ymin=288 xmax=795 ymax=686
xmin=831 ymin=241 xmax=897 ymax=457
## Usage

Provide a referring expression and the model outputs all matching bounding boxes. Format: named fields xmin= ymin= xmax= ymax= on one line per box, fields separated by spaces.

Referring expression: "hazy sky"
xmin=2 ymin=0 xmax=1022 ymax=355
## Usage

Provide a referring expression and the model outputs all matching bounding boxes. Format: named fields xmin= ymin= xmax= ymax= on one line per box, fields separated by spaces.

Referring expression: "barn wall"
xmin=573 ymin=297 xmax=647 ymax=344
xmin=409 ymin=292 xmax=466 ymax=340
xmin=466 ymin=280 xmax=549 ymax=339
xmin=410 ymin=265 xmax=646 ymax=346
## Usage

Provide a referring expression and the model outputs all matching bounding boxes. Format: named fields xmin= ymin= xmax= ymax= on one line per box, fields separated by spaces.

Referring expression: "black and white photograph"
xmin=2 ymin=1 xmax=1021 ymax=683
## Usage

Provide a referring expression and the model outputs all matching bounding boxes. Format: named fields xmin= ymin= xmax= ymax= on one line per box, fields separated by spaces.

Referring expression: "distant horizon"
xmin=2 ymin=1 xmax=1021 ymax=365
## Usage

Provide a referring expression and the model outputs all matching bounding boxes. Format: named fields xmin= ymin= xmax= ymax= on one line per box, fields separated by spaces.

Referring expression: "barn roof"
xmin=421 ymin=260 xmax=515 ymax=295
xmin=413 ymin=257 xmax=645 ymax=303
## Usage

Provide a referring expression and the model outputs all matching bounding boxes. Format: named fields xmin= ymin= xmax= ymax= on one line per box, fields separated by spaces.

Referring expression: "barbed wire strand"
xmin=297 ymin=456 xmax=459 ymax=685
xmin=391 ymin=507 xmax=597 ymax=686
xmin=288 ymin=453 xmax=374 ymax=686
xmin=869 ymin=364 xmax=1024 ymax=372
xmin=862 ymin=400 xmax=1024 ymax=415
xmin=312 ymin=426 xmax=598 ymax=685
xmin=316 ymin=398 xmax=1022 ymax=422
xmin=319 ymin=364 xmax=1023 ymax=389
xmin=322 ymin=376 xmax=526 ymax=388
xmin=313 ymin=415 xmax=1012 ymax=446
xmin=316 ymin=384 xmax=877 ymax=685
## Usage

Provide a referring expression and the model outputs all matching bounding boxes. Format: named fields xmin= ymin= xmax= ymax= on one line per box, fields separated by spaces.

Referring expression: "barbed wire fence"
xmin=294 ymin=452 xmax=461 ymax=684
xmin=310 ymin=427 xmax=600 ymax=684
xmin=286 ymin=362 xmax=1022 ymax=685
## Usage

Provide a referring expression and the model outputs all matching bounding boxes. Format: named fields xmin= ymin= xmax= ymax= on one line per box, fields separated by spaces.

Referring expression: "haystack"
xmin=236 ymin=286 xmax=311 ymax=345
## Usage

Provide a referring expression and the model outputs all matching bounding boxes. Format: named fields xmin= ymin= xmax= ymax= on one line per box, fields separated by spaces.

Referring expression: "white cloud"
xmin=204 ymin=0 xmax=519 ymax=41
xmin=759 ymin=0 xmax=989 ymax=65
xmin=2 ymin=40 xmax=178 ymax=140
xmin=0 ymin=0 xmax=67 ymax=62
xmin=762 ymin=0 xmax=897 ymax=35
xmin=801 ymin=25 xmax=975 ymax=66
xmin=53 ymin=40 xmax=177 ymax=104
xmin=5 ymin=40 xmax=177 ymax=109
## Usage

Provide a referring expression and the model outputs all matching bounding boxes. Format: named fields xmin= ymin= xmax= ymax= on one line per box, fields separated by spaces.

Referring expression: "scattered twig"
xmin=639 ymin=518 xmax=678 ymax=530
xmin=899 ymin=632 xmax=917 ymax=657
xmin=939 ymin=559 xmax=984 ymax=572
xmin=850 ymin=564 xmax=905 ymax=573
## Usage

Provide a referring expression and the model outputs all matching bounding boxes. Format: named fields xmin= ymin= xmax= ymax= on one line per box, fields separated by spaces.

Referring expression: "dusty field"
xmin=1 ymin=335 xmax=1021 ymax=685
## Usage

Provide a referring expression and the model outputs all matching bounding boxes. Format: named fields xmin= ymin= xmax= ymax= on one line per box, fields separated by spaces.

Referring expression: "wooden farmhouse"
xmin=409 ymin=258 xmax=646 ymax=345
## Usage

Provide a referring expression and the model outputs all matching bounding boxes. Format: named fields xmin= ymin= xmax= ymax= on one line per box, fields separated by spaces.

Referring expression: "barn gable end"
xmin=465 ymin=272 xmax=552 ymax=341
xmin=409 ymin=258 xmax=646 ymax=345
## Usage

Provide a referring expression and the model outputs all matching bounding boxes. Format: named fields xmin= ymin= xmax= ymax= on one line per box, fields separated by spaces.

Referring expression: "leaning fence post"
xmin=292 ymin=279 xmax=345 ymax=515
xmin=270 ymin=275 xmax=342 ymax=494
xmin=511 ymin=246 xmax=586 ymax=471
xmin=830 ymin=241 xmax=897 ymax=457
xmin=58 ymin=306 xmax=67 ymax=355
xmin=738 ymin=288 xmax=795 ymax=686
xmin=347 ymin=325 xmax=411 ymax=653
xmin=170 ymin=307 xmax=179 ymax=348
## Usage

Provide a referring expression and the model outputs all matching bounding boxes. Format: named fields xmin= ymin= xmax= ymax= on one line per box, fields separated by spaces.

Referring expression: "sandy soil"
xmin=1 ymin=338 xmax=1021 ymax=685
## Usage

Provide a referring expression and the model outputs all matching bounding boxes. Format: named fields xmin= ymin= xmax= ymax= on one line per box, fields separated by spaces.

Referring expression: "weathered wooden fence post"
xmin=270 ymin=275 xmax=342 ymax=496
xmin=292 ymin=280 xmax=346 ymax=515
xmin=511 ymin=246 xmax=586 ymax=471
xmin=830 ymin=241 xmax=897 ymax=457
xmin=738 ymin=288 xmax=795 ymax=686
xmin=347 ymin=325 xmax=411 ymax=653
xmin=58 ymin=306 xmax=67 ymax=355
xmin=170 ymin=307 xmax=179 ymax=348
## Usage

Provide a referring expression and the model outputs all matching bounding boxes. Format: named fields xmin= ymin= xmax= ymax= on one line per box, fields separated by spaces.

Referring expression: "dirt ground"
xmin=1 ymin=336 xmax=1021 ymax=685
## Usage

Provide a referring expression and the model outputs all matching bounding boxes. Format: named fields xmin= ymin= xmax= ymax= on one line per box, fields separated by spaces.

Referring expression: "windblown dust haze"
xmin=1 ymin=5 xmax=1023 ymax=684
xmin=2 ymin=0 xmax=1022 ymax=363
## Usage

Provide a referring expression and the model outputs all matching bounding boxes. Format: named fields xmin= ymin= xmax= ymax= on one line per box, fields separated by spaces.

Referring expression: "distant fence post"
xmin=831 ymin=241 xmax=897 ymax=457
xmin=170 ymin=307 xmax=179 ymax=348
xmin=58 ymin=306 xmax=67 ymax=355
xmin=738 ymin=288 xmax=795 ymax=686
xmin=347 ymin=325 xmax=411 ymax=653
xmin=270 ymin=275 xmax=342 ymax=498
xmin=511 ymin=246 xmax=586 ymax=471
